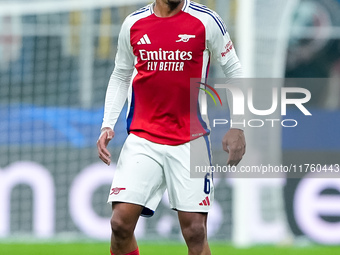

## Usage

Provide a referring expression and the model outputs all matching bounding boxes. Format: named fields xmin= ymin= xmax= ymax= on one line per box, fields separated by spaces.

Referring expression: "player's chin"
xmin=168 ymin=0 xmax=183 ymax=4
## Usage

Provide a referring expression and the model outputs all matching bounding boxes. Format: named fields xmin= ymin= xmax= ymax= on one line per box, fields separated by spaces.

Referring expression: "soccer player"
xmin=97 ymin=0 xmax=245 ymax=254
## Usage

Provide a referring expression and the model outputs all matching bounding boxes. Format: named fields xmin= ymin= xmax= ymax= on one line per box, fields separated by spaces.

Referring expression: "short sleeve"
xmin=115 ymin=18 xmax=135 ymax=70
xmin=206 ymin=12 xmax=239 ymax=67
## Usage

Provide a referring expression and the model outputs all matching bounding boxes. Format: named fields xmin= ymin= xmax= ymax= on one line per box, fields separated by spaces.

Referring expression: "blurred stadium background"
xmin=0 ymin=0 xmax=340 ymax=254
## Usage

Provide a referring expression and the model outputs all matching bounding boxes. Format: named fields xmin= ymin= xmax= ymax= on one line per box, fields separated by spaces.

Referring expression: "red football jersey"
xmin=107 ymin=0 xmax=241 ymax=145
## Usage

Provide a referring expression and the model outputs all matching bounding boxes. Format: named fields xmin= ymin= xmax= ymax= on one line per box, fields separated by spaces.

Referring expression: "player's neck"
xmin=153 ymin=0 xmax=185 ymax=18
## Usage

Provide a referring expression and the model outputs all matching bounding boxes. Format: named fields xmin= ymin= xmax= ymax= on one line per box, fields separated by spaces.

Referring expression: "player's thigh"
xmin=108 ymin=134 xmax=165 ymax=211
xmin=164 ymin=136 xmax=214 ymax=212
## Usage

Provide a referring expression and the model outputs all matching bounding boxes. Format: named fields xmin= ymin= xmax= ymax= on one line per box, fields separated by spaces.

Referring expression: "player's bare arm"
xmin=223 ymin=128 xmax=246 ymax=166
xmin=97 ymin=127 xmax=115 ymax=165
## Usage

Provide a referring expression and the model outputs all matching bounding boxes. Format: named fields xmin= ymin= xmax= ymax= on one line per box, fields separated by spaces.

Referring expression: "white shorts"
xmin=107 ymin=133 xmax=214 ymax=217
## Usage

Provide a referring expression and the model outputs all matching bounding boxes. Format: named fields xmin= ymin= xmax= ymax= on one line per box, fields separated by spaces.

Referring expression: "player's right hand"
xmin=97 ymin=127 xmax=114 ymax=165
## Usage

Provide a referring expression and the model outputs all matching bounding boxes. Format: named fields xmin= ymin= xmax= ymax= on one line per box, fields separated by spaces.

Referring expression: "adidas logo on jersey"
xmin=199 ymin=196 xmax=211 ymax=206
xmin=137 ymin=34 xmax=151 ymax=45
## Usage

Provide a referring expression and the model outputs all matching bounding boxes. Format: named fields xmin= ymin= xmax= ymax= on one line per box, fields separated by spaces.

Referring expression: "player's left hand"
xmin=222 ymin=129 xmax=246 ymax=166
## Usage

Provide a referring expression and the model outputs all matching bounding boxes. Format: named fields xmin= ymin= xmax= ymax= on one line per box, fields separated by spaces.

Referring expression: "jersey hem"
xmin=129 ymin=130 xmax=208 ymax=146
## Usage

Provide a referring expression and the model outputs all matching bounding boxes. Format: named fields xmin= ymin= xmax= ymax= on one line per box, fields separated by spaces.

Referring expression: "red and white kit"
xmin=103 ymin=0 xmax=242 ymax=216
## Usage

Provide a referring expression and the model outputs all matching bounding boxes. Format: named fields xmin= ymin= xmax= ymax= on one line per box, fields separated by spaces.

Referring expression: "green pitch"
xmin=1 ymin=243 xmax=340 ymax=255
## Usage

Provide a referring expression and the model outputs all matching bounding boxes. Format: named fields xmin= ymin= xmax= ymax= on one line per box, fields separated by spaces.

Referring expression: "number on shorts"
xmin=204 ymin=173 xmax=211 ymax=194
